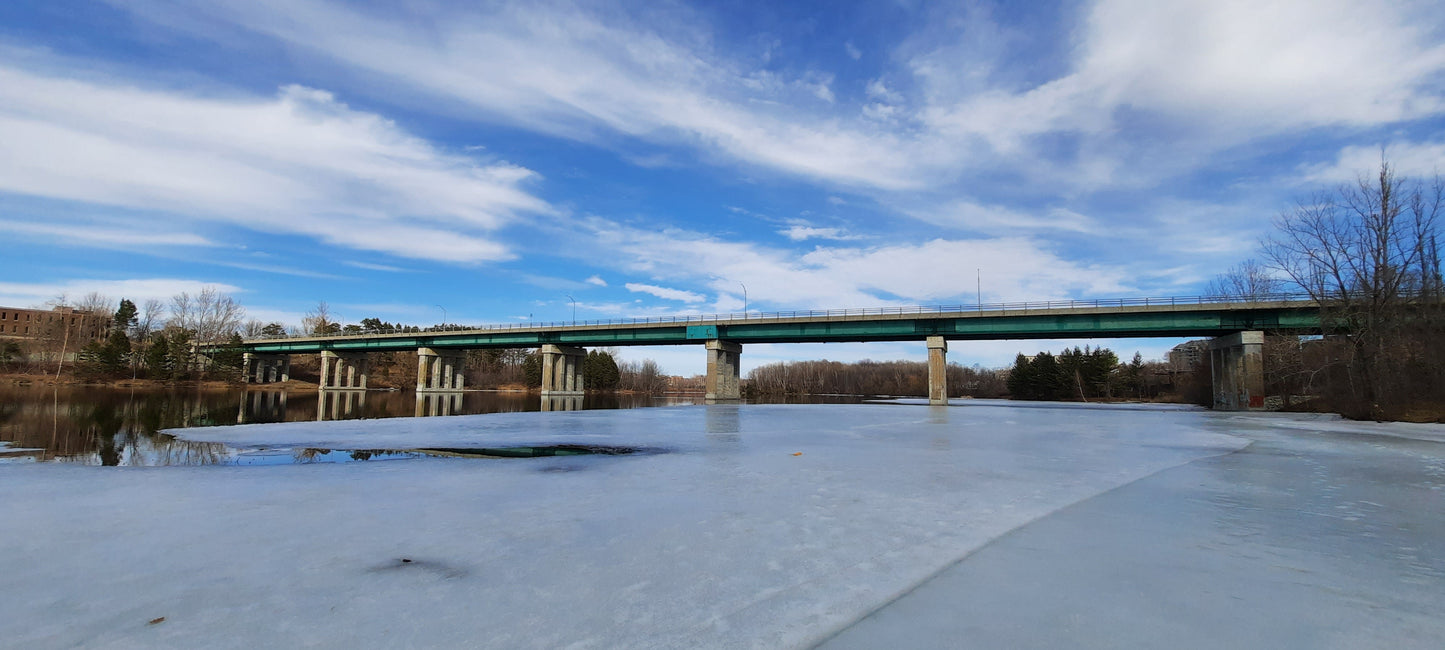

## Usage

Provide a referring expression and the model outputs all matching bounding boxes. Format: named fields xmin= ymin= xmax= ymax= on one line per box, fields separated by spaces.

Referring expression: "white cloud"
xmin=97 ymin=0 xmax=1445 ymax=258
xmin=580 ymin=219 xmax=1131 ymax=311
xmin=844 ymin=42 xmax=862 ymax=61
xmin=923 ymin=0 xmax=1445 ymax=152
xmin=1078 ymin=0 xmax=1445 ymax=129
xmin=112 ymin=0 xmax=937 ymax=190
xmin=0 ymin=64 xmax=549 ymax=263
xmin=865 ymin=79 xmax=901 ymax=103
xmin=624 ymin=282 xmax=707 ymax=303
xmin=1300 ymin=141 xmax=1445 ymax=184
xmin=778 ymin=225 xmax=863 ymax=241
xmin=585 ymin=275 xmax=608 ymax=287
xmin=0 ymin=279 xmax=243 ymax=310
xmin=908 ymin=201 xmax=1100 ymax=235
xmin=0 ymin=220 xmax=216 ymax=248
xmin=343 ymin=261 xmax=410 ymax=273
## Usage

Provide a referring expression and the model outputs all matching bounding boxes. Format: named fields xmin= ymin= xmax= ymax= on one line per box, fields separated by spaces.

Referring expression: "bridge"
xmin=227 ymin=296 xmax=1323 ymax=411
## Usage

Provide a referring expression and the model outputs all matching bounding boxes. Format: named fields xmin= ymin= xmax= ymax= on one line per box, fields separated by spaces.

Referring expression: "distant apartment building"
xmin=1168 ymin=340 xmax=1209 ymax=370
xmin=0 ymin=306 xmax=108 ymax=350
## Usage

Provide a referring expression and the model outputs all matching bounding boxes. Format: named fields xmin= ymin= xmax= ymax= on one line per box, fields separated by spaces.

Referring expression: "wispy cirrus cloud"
xmin=0 ymin=278 xmax=243 ymax=309
xmin=101 ymin=0 xmax=1445 ymax=273
xmin=624 ymin=282 xmax=707 ymax=303
xmin=113 ymin=0 xmax=1445 ymax=193
xmin=110 ymin=0 xmax=940 ymax=191
xmin=0 ymin=220 xmax=218 ymax=248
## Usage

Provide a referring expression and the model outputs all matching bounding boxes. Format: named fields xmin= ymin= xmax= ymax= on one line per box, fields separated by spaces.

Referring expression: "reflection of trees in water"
xmin=0 ymin=386 xmax=700 ymax=465
xmin=0 ymin=387 xmax=234 ymax=465
xmin=294 ymin=448 xmax=332 ymax=462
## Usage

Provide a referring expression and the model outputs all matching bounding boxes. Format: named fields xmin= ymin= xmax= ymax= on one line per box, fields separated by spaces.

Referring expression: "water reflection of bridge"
xmin=236 ymin=389 xmax=589 ymax=423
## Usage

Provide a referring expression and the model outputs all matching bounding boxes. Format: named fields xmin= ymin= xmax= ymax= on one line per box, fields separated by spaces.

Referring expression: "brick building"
xmin=0 ymin=305 xmax=108 ymax=350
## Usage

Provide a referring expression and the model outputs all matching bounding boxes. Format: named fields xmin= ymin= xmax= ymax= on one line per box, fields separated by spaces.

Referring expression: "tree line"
xmin=746 ymin=359 xmax=1008 ymax=398
xmin=2 ymin=292 xmax=673 ymax=392
xmin=1007 ymin=347 xmax=1146 ymax=401
xmin=1217 ymin=157 xmax=1443 ymax=420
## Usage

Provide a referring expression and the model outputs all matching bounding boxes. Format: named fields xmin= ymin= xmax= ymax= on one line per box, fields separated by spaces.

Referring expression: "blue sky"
xmin=2 ymin=0 xmax=1443 ymax=374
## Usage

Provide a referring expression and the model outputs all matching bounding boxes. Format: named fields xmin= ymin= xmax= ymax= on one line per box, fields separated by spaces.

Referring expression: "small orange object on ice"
xmin=792 ymin=452 xmax=803 ymax=456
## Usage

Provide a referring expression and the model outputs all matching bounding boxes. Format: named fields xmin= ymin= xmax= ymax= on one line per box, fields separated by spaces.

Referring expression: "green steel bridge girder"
xmin=234 ymin=306 xmax=1322 ymax=354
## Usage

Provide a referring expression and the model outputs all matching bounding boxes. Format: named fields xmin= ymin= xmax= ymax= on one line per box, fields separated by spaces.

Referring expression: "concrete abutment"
xmin=1209 ymin=330 xmax=1265 ymax=411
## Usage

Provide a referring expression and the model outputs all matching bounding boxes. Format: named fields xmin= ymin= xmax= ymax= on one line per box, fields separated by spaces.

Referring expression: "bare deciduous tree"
xmin=1206 ymin=260 xmax=1285 ymax=300
xmin=170 ymin=287 xmax=245 ymax=344
xmin=242 ymin=320 xmax=268 ymax=338
xmin=74 ymin=292 xmax=115 ymax=317
xmin=302 ymin=301 xmax=341 ymax=335
xmin=1263 ymin=157 xmax=1444 ymax=418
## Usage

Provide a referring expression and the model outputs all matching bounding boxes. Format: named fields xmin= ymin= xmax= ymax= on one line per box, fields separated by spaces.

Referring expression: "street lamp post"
xmin=566 ymin=295 xmax=576 ymax=325
xmin=739 ymin=282 xmax=748 ymax=316
xmin=436 ymin=305 xmax=447 ymax=330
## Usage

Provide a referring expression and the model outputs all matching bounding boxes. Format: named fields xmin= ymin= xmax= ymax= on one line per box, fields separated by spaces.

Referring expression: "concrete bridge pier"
xmin=416 ymin=348 xmax=466 ymax=392
xmin=319 ymin=351 xmax=368 ymax=390
xmin=705 ymin=340 xmax=742 ymax=402
xmin=1210 ymin=331 xmax=1265 ymax=410
xmin=926 ymin=336 xmax=948 ymax=406
xmin=540 ymin=344 xmax=585 ymax=397
xmin=242 ymin=353 xmax=290 ymax=384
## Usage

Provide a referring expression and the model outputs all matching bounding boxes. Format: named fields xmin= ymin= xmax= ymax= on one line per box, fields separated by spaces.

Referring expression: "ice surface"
xmin=823 ymin=407 xmax=1445 ymax=649
xmin=2 ymin=401 xmax=1431 ymax=648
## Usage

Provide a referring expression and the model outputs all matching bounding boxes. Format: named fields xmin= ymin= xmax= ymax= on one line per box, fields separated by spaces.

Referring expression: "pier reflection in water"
xmin=0 ymin=385 xmax=726 ymax=465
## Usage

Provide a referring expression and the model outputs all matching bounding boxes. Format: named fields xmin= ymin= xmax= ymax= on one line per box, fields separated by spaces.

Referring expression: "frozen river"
xmin=2 ymin=400 xmax=1442 ymax=648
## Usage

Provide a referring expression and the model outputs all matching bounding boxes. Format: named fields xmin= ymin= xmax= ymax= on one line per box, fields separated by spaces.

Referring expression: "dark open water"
xmin=0 ymin=385 xmax=860 ymax=465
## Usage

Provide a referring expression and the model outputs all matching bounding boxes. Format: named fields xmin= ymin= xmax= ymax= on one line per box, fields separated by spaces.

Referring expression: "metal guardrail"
xmin=245 ymin=293 xmax=1319 ymax=343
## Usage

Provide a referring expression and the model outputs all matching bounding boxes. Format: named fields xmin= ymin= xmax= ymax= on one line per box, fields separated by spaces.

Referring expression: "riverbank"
xmin=0 ymin=371 xmax=246 ymax=390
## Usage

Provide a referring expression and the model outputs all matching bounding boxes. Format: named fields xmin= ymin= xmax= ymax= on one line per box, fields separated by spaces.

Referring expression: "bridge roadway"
xmin=229 ymin=298 xmax=1322 ymax=410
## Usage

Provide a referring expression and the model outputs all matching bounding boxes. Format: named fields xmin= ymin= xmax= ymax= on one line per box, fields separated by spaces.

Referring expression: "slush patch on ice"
xmin=369 ymin=557 xmax=468 ymax=579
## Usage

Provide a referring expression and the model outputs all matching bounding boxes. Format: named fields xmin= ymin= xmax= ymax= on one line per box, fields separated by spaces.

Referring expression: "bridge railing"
xmin=242 ymin=293 xmax=1318 ymax=343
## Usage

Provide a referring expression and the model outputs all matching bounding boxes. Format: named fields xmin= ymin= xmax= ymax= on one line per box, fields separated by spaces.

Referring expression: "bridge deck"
xmin=233 ymin=300 xmax=1322 ymax=354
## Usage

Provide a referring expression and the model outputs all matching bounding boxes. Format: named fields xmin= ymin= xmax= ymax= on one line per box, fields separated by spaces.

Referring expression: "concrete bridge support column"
xmin=705 ymin=340 xmax=742 ymax=402
xmin=540 ymin=345 xmax=585 ymax=397
xmin=1210 ymin=331 xmax=1265 ymax=411
xmin=320 ymin=351 xmax=368 ymax=390
xmin=416 ymin=348 xmax=467 ymax=392
xmin=927 ymin=336 xmax=948 ymax=406
xmin=243 ymin=353 xmax=290 ymax=384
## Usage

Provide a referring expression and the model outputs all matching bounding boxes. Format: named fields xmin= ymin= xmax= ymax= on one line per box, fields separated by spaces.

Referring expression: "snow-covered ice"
xmin=2 ymin=401 xmax=1439 ymax=648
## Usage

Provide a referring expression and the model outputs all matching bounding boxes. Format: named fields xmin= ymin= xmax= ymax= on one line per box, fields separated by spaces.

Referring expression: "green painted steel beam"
xmin=233 ymin=305 xmax=1322 ymax=354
